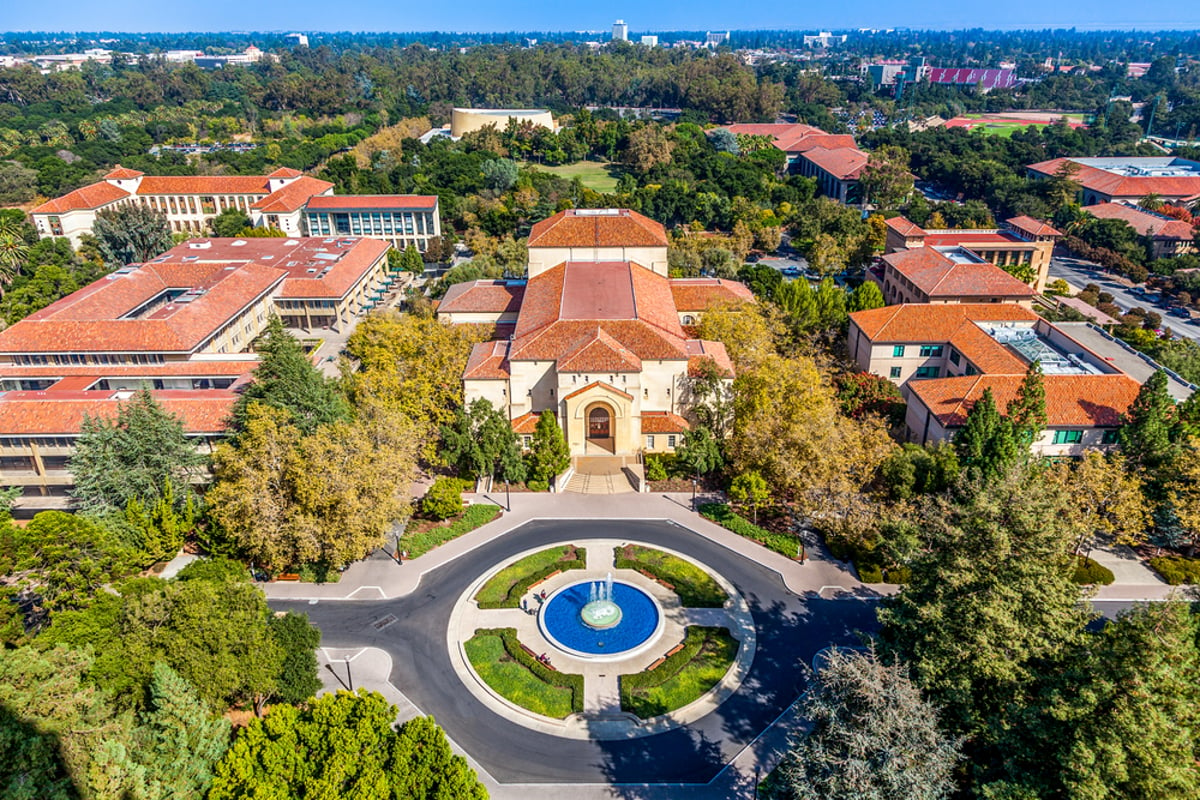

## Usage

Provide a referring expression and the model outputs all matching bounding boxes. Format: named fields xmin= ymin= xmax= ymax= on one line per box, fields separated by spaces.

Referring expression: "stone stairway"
xmin=564 ymin=457 xmax=637 ymax=494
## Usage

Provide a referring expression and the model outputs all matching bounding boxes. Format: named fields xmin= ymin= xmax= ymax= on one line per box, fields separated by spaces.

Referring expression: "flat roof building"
xmin=1028 ymin=157 xmax=1200 ymax=208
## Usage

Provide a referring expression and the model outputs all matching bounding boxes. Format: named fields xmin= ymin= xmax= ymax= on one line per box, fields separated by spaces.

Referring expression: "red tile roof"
xmin=1083 ymin=203 xmax=1195 ymax=241
xmin=849 ymin=303 xmax=1039 ymax=341
xmin=511 ymin=412 xmax=540 ymax=434
xmin=0 ymin=390 xmax=236 ymax=435
xmin=251 ymin=177 xmax=334 ymax=214
xmin=641 ymin=411 xmax=691 ymax=433
xmin=439 ymin=281 xmax=525 ymax=314
xmin=685 ymin=340 xmax=735 ymax=377
xmin=723 ymin=123 xmax=822 ymax=141
xmin=907 ymin=374 xmax=1140 ymax=427
xmin=267 ymin=167 xmax=304 ymax=178
xmin=885 ymin=217 xmax=926 ymax=237
xmin=528 ymin=209 xmax=667 ymax=248
xmin=104 ymin=165 xmax=145 ymax=180
xmin=800 ymin=146 xmax=869 ymax=181
xmin=1006 ymin=216 xmax=1062 ymax=237
xmin=561 ymin=381 xmax=633 ymax=403
xmin=779 ymin=133 xmax=858 ymax=153
xmin=137 ymin=175 xmax=279 ymax=195
xmin=882 ymin=248 xmax=1035 ymax=298
xmin=32 ymin=181 xmax=130 ymax=214
xmin=558 ymin=328 xmax=643 ymax=373
xmin=668 ymin=278 xmax=754 ymax=311
xmin=1028 ymin=158 xmax=1200 ymax=201
xmin=463 ymin=340 xmax=511 ymax=379
xmin=304 ymin=194 xmax=439 ymax=211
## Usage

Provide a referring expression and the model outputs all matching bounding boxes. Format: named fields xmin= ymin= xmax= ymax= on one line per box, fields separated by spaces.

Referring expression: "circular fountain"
xmin=539 ymin=572 xmax=663 ymax=661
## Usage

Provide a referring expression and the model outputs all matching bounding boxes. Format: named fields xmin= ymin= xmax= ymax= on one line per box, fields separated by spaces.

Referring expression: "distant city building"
xmin=705 ymin=31 xmax=729 ymax=48
xmin=285 ymin=33 xmax=309 ymax=47
xmin=865 ymin=58 xmax=1016 ymax=94
xmin=193 ymin=46 xmax=271 ymax=69
xmin=1028 ymin=157 xmax=1200 ymax=208
xmin=448 ymin=108 xmax=555 ymax=138
xmin=803 ymin=31 xmax=847 ymax=47
xmin=640 ymin=35 xmax=659 ymax=47
xmin=612 ymin=20 xmax=629 ymax=41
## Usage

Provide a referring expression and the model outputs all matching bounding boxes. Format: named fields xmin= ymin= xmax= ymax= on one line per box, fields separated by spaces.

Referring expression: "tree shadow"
xmin=0 ymin=702 xmax=81 ymax=800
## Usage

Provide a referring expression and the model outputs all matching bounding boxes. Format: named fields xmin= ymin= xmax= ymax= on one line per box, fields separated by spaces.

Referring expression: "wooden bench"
xmin=665 ymin=643 xmax=685 ymax=657
xmin=529 ymin=569 xmax=561 ymax=590
xmin=277 ymin=573 xmax=301 ymax=582
xmin=647 ymin=657 xmax=667 ymax=671
xmin=519 ymin=642 xmax=538 ymax=659
xmin=636 ymin=568 xmax=674 ymax=591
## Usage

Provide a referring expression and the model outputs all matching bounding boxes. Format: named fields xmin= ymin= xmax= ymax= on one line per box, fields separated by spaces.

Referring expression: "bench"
xmin=529 ymin=569 xmax=561 ymax=590
xmin=665 ymin=643 xmax=685 ymax=657
xmin=637 ymin=568 xmax=674 ymax=591
xmin=647 ymin=657 xmax=667 ymax=671
xmin=277 ymin=573 xmax=301 ymax=582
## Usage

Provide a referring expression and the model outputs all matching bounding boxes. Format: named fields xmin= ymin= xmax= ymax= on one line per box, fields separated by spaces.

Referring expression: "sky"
xmin=2 ymin=0 xmax=1199 ymax=34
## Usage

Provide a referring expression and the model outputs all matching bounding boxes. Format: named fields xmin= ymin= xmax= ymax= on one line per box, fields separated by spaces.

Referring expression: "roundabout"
xmin=270 ymin=517 xmax=881 ymax=785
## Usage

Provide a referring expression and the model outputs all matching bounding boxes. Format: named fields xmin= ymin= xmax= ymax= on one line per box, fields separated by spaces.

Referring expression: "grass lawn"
xmin=398 ymin=504 xmax=500 ymax=559
xmin=620 ymin=627 xmax=738 ymax=718
xmin=464 ymin=629 xmax=583 ymax=718
xmin=698 ymin=503 xmax=798 ymax=558
xmin=613 ymin=544 xmax=727 ymax=607
xmin=475 ymin=545 xmax=587 ymax=608
xmin=527 ymin=160 xmax=621 ymax=193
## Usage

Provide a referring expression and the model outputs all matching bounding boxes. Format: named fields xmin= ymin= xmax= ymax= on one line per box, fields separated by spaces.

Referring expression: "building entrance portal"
xmin=588 ymin=406 xmax=611 ymax=440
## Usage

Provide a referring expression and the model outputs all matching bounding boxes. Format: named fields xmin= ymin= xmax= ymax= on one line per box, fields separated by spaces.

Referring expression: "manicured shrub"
xmin=398 ymin=504 xmax=500 ymax=558
xmin=526 ymin=478 xmax=548 ymax=492
xmin=475 ymin=546 xmax=586 ymax=609
xmin=698 ymin=503 xmax=797 ymax=557
xmin=613 ymin=544 xmax=727 ymax=607
xmin=421 ymin=477 xmax=465 ymax=520
xmin=1149 ymin=555 xmax=1200 ymax=586
xmin=646 ymin=457 xmax=668 ymax=482
xmin=1070 ymin=555 xmax=1116 ymax=585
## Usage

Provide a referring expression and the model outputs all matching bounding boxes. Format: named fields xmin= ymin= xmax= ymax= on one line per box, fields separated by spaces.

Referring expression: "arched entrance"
xmin=586 ymin=404 xmax=614 ymax=453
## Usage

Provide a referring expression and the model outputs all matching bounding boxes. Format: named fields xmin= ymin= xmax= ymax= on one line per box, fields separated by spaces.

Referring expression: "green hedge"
xmin=475 ymin=546 xmax=586 ymax=609
xmin=1070 ymin=555 xmax=1116 ymax=586
xmin=1149 ymin=555 xmax=1200 ymax=586
xmin=398 ymin=504 xmax=500 ymax=559
xmin=465 ymin=628 xmax=583 ymax=717
xmin=620 ymin=626 xmax=737 ymax=718
xmin=613 ymin=544 xmax=727 ymax=607
xmin=698 ymin=503 xmax=797 ymax=557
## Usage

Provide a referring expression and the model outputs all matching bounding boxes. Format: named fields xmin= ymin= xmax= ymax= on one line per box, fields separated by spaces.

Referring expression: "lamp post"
xmin=506 ymin=479 xmax=511 ymax=512
xmin=692 ymin=477 xmax=698 ymax=509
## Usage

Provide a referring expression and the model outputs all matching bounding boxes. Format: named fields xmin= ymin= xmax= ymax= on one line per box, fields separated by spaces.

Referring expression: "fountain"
xmin=580 ymin=573 xmax=623 ymax=629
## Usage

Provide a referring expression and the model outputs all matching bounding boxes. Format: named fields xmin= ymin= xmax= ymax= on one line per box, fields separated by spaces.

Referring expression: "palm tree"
xmin=1138 ymin=193 xmax=1164 ymax=212
xmin=0 ymin=216 xmax=29 ymax=288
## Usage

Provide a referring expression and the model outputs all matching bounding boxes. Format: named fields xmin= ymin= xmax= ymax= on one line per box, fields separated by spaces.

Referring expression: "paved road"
xmin=1048 ymin=254 xmax=1200 ymax=341
xmin=272 ymin=518 xmax=879 ymax=786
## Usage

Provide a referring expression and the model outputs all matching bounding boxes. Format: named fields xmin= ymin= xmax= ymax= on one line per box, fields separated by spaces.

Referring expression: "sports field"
xmin=945 ymin=112 xmax=1089 ymax=137
xmin=528 ymin=160 xmax=621 ymax=193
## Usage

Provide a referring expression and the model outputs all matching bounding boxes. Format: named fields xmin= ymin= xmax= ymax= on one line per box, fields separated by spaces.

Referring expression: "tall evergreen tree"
xmin=231 ymin=316 xmax=351 ymax=435
xmin=70 ymin=389 xmax=204 ymax=512
xmin=526 ymin=410 xmax=570 ymax=485
xmin=132 ymin=663 xmax=231 ymax=800
xmin=441 ymin=398 xmax=526 ymax=484
xmin=953 ymin=388 xmax=1019 ymax=483
xmin=92 ymin=204 xmax=173 ymax=267
xmin=1119 ymin=369 xmax=1179 ymax=470
xmin=400 ymin=244 xmax=424 ymax=274
xmin=268 ymin=612 xmax=322 ymax=704
xmin=1007 ymin=360 xmax=1047 ymax=450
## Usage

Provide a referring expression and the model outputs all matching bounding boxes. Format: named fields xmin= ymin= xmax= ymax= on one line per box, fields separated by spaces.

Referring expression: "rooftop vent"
xmin=188 ymin=241 xmax=212 ymax=249
xmin=284 ymin=240 xmax=300 ymax=246
xmin=231 ymin=240 xmax=247 ymax=247
xmin=574 ymin=208 xmax=621 ymax=216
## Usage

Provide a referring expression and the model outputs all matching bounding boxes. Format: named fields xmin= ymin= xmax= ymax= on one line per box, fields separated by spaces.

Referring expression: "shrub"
xmin=619 ymin=626 xmax=737 ymax=718
xmin=698 ymin=503 xmax=797 ymax=557
xmin=1149 ymin=555 xmax=1200 ymax=586
xmin=467 ymin=627 xmax=583 ymax=715
xmin=645 ymin=457 xmax=669 ymax=482
xmin=526 ymin=479 xmax=548 ymax=492
xmin=422 ymin=477 xmax=465 ymax=520
xmin=399 ymin=504 xmax=500 ymax=558
xmin=858 ymin=564 xmax=884 ymax=583
xmin=613 ymin=545 xmax=727 ymax=607
xmin=475 ymin=546 xmax=586 ymax=609
xmin=1069 ymin=555 xmax=1116 ymax=585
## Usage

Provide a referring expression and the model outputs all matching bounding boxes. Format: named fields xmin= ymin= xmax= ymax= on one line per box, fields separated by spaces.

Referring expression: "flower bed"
xmin=613 ymin=544 xmax=727 ymax=607
xmin=464 ymin=628 xmax=583 ymax=718
xmin=474 ymin=545 xmax=587 ymax=609
xmin=619 ymin=626 xmax=737 ymax=718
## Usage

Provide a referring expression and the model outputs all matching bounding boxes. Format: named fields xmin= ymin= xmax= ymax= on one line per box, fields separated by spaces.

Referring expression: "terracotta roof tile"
xmin=685 ymin=340 xmax=735 ymax=377
xmin=528 ymin=209 xmax=667 ymax=248
xmin=463 ymin=340 xmax=511 ymax=379
xmin=1028 ymin=158 xmax=1200 ymax=201
xmin=907 ymin=374 xmax=1141 ymax=427
xmin=799 ymin=146 xmax=869 ymax=181
xmin=439 ymin=281 xmax=525 ymax=314
xmin=641 ymin=411 xmax=691 ymax=433
xmin=511 ymin=412 xmax=540 ymax=434
xmin=1083 ymin=203 xmax=1195 ymax=241
xmin=137 ymin=175 xmax=277 ymax=195
xmin=1006 ymin=216 xmax=1062 ymax=237
xmin=668 ymin=278 xmax=754 ymax=311
xmin=882 ymin=248 xmax=1036 ymax=298
xmin=267 ymin=167 xmax=304 ymax=178
xmin=849 ymin=303 xmax=1039 ymax=341
xmin=561 ymin=381 xmax=633 ymax=403
xmin=0 ymin=390 xmax=236 ymax=435
xmin=723 ymin=123 xmax=822 ymax=140
xmin=104 ymin=165 xmax=144 ymax=180
xmin=32 ymin=181 xmax=130 ymax=214
xmin=558 ymin=328 xmax=643 ymax=373
xmin=779 ymin=133 xmax=858 ymax=153
xmin=251 ymin=177 xmax=334 ymax=214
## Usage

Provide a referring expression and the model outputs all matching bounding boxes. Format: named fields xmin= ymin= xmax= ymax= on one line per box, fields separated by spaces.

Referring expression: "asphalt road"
xmin=272 ymin=519 xmax=879 ymax=785
xmin=1048 ymin=253 xmax=1200 ymax=341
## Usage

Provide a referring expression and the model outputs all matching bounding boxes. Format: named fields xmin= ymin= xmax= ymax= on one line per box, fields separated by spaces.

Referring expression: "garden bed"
xmin=398 ymin=504 xmax=501 ymax=559
xmin=464 ymin=628 xmax=584 ymax=718
xmin=620 ymin=626 xmax=738 ymax=718
xmin=474 ymin=545 xmax=587 ymax=609
xmin=1148 ymin=554 xmax=1200 ymax=585
xmin=698 ymin=503 xmax=798 ymax=558
xmin=613 ymin=544 xmax=727 ymax=607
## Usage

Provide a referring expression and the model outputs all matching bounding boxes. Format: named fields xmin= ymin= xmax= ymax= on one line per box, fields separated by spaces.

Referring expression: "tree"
xmin=123 ymin=478 xmax=198 ymax=564
xmin=1044 ymin=161 xmax=1082 ymax=213
xmin=421 ymin=476 xmax=464 ymax=520
xmin=709 ymin=128 xmax=739 ymax=154
xmin=847 ymin=280 xmax=884 ymax=312
xmin=92 ymin=204 xmax=173 ymax=267
xmin=675 ymin=426 xmax=724 ymax=480
xmin=623 ymin=124 xmax=674 ymax=173
xmin=400 ymin=244 xmax=424 ymax=274
xmin=695 ymin=300 xmax=781 ymax=370
xmin=0 ymin=214 xmax=30 ymax=287
xmin=729 ymin=470 xmax=770 ymax=524
xmin=773 ymin=648 xmax=960 ymax=800
xmin=208 ymin=692 xmax=486 ymax=800
xmin=441 ymin=398 xmax=526 ymax=485
xmin=70 ymin=389 xmax=204 ymax=512
xmin=953 ymin=388 xmax=1019 ymax=484
xmin=131 ymin=663 xmax=231 ymax=799
xmin=231 ymin=316 xmax=350 ymax=436
xmin=878 ymin=470 xmax=1091 ymax=737
xmin=0 ymin=160 xmax=38 ymax=205
xmin=527 ymin=410 xmax=570 ymax=485
xmin=1006 ymin=361 xmax=1047 ymax=450
xmin=859 ymin=145 xmax=914 ymax=210
xmin=268 ymin=613 xmax=322 ymax=705
xmin=1119 ymin=370 xmax=1180 ymax=470
xmin=1049 ymin=451 xmax=1148 ymax=552
xmin=210 ymin=207 xmax=251 ymax=237
xmin=481 ymin=157 xmax=519 ymax=191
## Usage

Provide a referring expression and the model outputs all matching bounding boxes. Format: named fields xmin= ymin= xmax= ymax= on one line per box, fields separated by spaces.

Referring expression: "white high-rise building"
xmin=285 ymin=33 xmax=309 ymax=47
xmin=640 ymin=35 xmax=658 ymax=47
xmin=705 ymin=31 xmax=729 ymax=47
xmin=612 ymin=20 xmax=629 ymax=41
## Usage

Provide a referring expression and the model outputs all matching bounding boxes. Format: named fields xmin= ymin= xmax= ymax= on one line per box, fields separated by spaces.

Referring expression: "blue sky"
xmin=2 ymin=0 xmax=1198 ymax=33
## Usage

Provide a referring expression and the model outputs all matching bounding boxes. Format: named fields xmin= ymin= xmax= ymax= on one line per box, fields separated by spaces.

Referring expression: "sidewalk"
xmin=259 ymin=492 xmax=879 ymax=602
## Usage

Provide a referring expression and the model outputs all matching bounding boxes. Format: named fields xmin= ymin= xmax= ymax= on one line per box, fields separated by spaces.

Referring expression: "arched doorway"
xmin=587 ymin=404 xmax=614 ymax=453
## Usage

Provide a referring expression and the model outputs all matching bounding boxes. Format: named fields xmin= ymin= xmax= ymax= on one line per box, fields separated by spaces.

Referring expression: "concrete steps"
xmin=564 ymin=459 xmax=636 ymax=494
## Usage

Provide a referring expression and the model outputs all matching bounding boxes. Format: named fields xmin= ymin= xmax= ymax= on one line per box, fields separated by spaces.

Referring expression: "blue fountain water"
xmin=542 ymin=581 xmax=660 ymax=656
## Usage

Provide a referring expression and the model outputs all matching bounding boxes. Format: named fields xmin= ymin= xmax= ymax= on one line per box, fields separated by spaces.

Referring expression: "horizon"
xmin=4 ymin=24 xmax=1200 ymax=35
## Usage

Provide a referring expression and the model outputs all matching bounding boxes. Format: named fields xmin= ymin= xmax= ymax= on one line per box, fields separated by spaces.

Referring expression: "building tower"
xmin=612 ymin=20 xmax=629 ymax=41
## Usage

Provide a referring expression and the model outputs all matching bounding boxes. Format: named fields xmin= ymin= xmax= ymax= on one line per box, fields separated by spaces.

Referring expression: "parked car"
xmin=781 ymin=266 xmax=801 ymax=277
xmin=1169 ymin=306 xmax=1191 ymax=319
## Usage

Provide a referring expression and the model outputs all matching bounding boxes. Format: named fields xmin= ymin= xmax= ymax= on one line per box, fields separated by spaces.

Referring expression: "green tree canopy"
xmin=91 ymin=204 xmax=173 ymax=267
xmin=1006 ymin=360 xmax=1047 ymax=450
xmin=953 ymin=388 xmax=1019 ymax=484
xmin=1119 ymin=369 xmax=1180 ymax=470
xmin=441 ymin=398 xmax=526 ymax=484
xmin=210 ymin=207 xmax=252 ymax=238
xmin=526 ymin=410 xmax=570 ymax=485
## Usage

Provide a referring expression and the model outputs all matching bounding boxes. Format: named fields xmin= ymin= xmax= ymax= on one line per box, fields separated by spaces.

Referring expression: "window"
xmin=949 ymin=349 xmax=961 ymax=366
xmin=1101 ymin=430 xmax=1119 ymax=445
xmin=892 ymin=345 xmax=905 ymax=357
xmin=522 ymin=435 xmax=532 ymax=449
xmin=646 ymin=435 xmax=655 ymax=449
xmin=919 ymin=345 xmax=943 ymax=358
xmin=889 ymin=366 xmax=902 ymax=379
xmin=1052 ymin=430 xmax=1083 ymax=445
xmin=914 ymin=366 xmax=940 ymax=379
xmin=667 ymin=435 xmax=677 ymax=449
